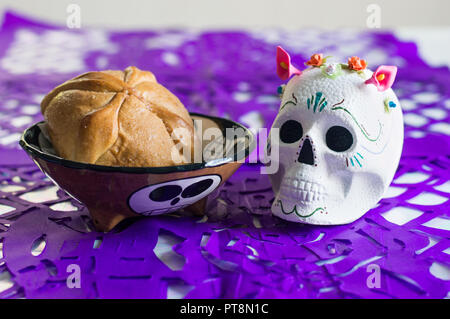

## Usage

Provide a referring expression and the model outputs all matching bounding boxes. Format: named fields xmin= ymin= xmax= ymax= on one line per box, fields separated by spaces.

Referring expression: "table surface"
xmin=0 ymin=11 xmax=448 ymax=299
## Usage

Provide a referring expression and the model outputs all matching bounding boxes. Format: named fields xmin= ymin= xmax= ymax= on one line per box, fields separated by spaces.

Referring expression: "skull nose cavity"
xmin=297 ymin=138 xmax=315 ymax=165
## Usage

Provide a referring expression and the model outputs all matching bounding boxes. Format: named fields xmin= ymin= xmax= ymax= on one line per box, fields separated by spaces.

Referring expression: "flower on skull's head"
xmin=347 ymin=56 xmax=367 ymax=71
xmin=306 ymin=53 xmax=324 ymax=67
xmin=321 ymin=63 xmax=342 ymax=79
xmin=365 ymin=65 xmax=398 ymax=91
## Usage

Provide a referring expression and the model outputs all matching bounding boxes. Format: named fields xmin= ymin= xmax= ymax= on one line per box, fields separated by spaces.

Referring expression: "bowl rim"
xmin=19 ymin=112 xmax=255 ymax=174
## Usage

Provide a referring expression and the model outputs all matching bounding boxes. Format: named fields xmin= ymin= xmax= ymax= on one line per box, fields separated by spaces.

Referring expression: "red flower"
xmin=348 ymin=56 xmax=367 ymax=71
xmin=306 ymin=53 xmax=324 ymax=67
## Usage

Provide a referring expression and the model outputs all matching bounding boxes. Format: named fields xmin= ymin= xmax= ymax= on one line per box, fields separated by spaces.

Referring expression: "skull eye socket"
xmin=326 ymin=126 xmax=354 ymax=152
xmin=280 ymin=120 xmax=303 ymax=144
xmin=149 ymin=185 xmax=182 ymax=202
xmin=181 ymin=178 xmax=214 ymax=198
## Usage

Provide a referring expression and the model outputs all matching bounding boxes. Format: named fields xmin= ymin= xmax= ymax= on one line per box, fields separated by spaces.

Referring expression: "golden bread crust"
xmin=41 ymin=66 xmax=194 ymax=167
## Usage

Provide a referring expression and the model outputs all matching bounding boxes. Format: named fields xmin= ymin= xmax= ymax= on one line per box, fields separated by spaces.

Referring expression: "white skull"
xmin=267 ymin=64 xmax=403 ymax=225
xmin=128 ymin=175 xmax=221 ymax=216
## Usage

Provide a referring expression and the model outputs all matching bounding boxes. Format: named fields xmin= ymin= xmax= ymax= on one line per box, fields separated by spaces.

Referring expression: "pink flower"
xmin=276 ymin=46 xmax=302 ymax=80
xmin=365 ymin=65 xmax=398 ymax=91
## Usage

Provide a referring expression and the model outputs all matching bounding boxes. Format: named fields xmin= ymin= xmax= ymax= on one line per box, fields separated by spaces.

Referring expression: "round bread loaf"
xmin=41 ymin=66 xmax=194 ymax=167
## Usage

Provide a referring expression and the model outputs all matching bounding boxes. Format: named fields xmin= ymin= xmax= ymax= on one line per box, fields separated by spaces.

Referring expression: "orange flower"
xmin=348 ymin=56 xmax=367 ymax=71
xmin=306 ymin=53 xmax=324 ymax=67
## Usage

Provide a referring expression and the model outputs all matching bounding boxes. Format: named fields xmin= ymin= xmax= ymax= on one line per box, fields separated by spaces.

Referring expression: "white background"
xmin=1 ymin=0 xmax=449 ymax=67
xmin=0 ymin=0 xmax=448 ymax=29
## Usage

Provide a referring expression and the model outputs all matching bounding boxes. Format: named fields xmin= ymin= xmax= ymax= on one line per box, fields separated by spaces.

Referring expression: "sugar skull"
xmin=267 ymin=47 xmax=403 ymax=225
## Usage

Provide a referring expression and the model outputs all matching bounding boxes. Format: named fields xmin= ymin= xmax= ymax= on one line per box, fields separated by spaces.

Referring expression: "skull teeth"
xmin=280 ymin=178 xmax=325 ymax=203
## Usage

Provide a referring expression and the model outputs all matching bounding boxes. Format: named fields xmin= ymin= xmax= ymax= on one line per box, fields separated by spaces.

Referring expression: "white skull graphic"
xmin=267 ymin=49 xmax=403 ymax=225
xmin=128 ymin=175 xmax=221 ymax=216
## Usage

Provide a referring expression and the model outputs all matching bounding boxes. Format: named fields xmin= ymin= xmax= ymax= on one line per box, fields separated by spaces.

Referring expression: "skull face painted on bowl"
xmin=267 ymin=48 xmax=403 ymax=225
xmin=128 ymin=175 xmax=221 ymax=216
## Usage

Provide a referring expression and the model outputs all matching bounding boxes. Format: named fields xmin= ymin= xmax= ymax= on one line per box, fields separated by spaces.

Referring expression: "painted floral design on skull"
xmin=267 ymin=47 xmax=404 ymax=225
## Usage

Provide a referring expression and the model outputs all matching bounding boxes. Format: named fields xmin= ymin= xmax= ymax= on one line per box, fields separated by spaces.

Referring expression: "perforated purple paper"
xmin=0 ymin=12 xmax=449 ymax=299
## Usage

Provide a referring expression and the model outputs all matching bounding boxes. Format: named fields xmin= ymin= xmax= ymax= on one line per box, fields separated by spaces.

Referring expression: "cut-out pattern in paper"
xmin=0 ymin=12 xmax=448 ymax=299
